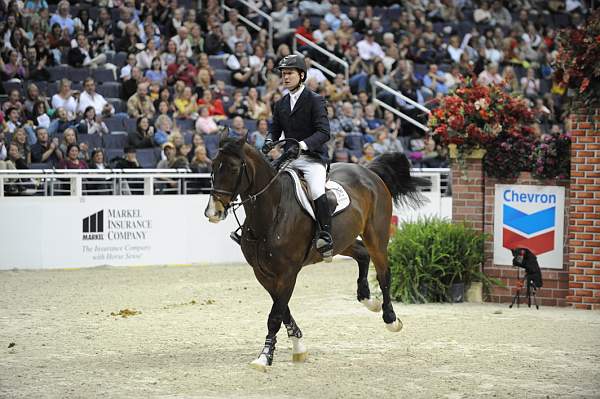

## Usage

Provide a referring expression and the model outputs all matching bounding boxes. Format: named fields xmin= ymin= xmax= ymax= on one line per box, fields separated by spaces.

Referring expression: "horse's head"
xmin=205 ymin=129 xmax=250 ymax=223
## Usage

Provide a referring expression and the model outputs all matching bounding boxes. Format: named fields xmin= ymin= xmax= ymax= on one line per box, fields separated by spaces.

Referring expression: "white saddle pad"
xmin=285 ymin=169 xmax=350 ymax=221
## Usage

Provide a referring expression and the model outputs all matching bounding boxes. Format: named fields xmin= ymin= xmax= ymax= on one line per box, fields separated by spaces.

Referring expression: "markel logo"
xmin=501 ymin=189 xmax=556 ymax=255
xmin=82 ymin=209 xmax=151 ymax=241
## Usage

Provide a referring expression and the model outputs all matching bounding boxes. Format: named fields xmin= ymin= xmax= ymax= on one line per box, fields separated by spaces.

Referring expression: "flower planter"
xmin=448 ymin=144 xmax=486 ymax=160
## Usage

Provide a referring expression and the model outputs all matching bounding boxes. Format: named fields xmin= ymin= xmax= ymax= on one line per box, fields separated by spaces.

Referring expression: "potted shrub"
xmin=387 ymin=217 xmax=502 ymax=304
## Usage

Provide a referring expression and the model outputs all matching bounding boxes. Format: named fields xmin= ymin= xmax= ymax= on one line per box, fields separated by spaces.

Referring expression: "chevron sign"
xmin=494 ymin=184 xmax=565 ymax=269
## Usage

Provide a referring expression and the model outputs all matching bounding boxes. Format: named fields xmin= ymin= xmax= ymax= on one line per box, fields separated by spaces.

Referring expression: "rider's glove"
xmin=284 ymin=142 xmax=300 ymax=159
xmin=262 ymin=139 xmax=275 ymax=155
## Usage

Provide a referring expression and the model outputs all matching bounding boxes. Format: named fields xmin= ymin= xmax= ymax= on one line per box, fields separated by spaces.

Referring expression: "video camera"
xmin=509 ymin=247 xmax=543 ymax=309
xmin=511 ymin=247 xmax=543 ymax=288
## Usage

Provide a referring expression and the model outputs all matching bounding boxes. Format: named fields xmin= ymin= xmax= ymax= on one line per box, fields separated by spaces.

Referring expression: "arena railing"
xmin=372 ymin=80 xmax=431 ymax=133
xmin=292 ymin=34 xmax=349 ymax=81
xmin=222 ymin=1 xmax=274 ymax=54
xmin=0 ymin=168 xmax=451 ymax=197
xmin=0 ymin=169 xmax=212 ymax=197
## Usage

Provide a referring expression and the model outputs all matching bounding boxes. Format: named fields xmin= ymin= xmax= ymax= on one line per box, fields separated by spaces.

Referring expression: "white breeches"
xmin=289 ymin=155 xmax=326 ymax=200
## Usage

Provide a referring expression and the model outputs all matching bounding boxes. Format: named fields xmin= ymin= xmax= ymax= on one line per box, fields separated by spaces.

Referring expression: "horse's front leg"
xmin=283 ymin=307 xmax=308 ymax=362
xmin=250 ymin=276 xmax=297 ymax=371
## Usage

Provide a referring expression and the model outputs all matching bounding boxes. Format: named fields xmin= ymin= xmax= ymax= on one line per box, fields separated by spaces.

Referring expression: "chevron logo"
xmin=502 ymin=204 xmax=555 ymax=255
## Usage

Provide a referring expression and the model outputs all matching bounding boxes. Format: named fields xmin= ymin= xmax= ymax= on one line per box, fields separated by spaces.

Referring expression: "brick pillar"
xmin=567 ymin=108 xmax=600 ymax=310
xmin=451 ymin=158 xmax=485 ymax=231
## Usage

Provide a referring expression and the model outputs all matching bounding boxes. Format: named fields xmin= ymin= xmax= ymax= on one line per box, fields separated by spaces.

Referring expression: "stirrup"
xmin=316 ymin=232 xmax=333 ymax=263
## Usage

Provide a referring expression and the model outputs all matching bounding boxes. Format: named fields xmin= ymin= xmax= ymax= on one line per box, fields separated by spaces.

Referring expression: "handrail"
xmin=293 ymin=33 xmax=349 ymax=81
xmin=294 ymin=50 xmax=336 ymax=79
xmin=234 ymin=0 xmax=274 ymax=54
xmin=221 ymin=3 xmax=263 ymax=47
xmin=374 ymin=81 xmax=431 ymax=115
xmin=374 ymin=97 xmax=429 ymax=133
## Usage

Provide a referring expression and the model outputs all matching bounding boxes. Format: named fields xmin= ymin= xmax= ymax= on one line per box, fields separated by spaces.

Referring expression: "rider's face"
xmin=281 ymin=69 xmax=301 ymax=90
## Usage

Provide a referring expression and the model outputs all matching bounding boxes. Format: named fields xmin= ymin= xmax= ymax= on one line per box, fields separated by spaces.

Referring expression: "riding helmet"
xmin=277 ymin=54 xmax=307 ymax=81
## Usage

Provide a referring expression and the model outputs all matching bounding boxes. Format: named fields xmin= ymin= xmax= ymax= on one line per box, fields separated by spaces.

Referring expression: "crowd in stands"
xmin=0 ymin=0 xmax=591 ymax=180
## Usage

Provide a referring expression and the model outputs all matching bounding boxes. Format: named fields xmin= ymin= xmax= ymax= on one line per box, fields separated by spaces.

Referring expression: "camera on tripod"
xmin=509 ymin=247 xmax=543 ymax=309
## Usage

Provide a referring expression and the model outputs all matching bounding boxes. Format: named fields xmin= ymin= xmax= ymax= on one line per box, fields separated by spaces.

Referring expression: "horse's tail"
xmin=367 ymin=152 xmax=430 ymax=208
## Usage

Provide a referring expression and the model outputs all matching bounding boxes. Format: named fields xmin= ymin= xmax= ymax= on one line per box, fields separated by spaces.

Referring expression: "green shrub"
xmin=388 ymin=217 xmax=500 ymax=303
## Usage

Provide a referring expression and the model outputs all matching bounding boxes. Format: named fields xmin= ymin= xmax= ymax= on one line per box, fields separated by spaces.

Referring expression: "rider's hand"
xmin=262 ymin=139 xmax=275 ymax=155
xmin=285 ymin=143 xmax=300 ymax=159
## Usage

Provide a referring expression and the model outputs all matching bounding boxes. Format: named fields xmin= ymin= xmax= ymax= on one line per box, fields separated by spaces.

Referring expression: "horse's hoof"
xmin=250 ymin=355 xmax=269 ymax=372
xmin=385 ymin=318 xmax=403 ymax=332
xmin=292 ymin=351 xmax=308 ymax=362
xmin=360 ymin=298 xmax=382 ymax=312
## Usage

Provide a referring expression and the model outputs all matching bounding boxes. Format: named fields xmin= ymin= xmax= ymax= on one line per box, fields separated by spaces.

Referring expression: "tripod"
xmin=509 ymin=267 xmax=539 ymax=310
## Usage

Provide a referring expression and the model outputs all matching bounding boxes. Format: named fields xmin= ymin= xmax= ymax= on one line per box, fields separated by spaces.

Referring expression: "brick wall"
xmin=567 ymin=108 xmax=600 ymax=310
xmin=450 ymin=158 xmax=485 ymax=231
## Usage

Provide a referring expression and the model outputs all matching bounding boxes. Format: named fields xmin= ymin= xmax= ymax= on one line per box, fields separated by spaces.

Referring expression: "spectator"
xmin=478 ymin=62 xmax=503 ymax=86
xmin=0 ymin=130 xmax=7 ymax=161
xmin=23 ymin=83 xmax=50 ymax=119
xmin=490 ymin=1 xmax=512 ymax=27
xmin=77 ymin=106 xmax=109 ymax=136
xmin=68 ymin=33 xmax=108 ymax=69
xmin=227 ymin=25 xmax=252 ymax=54
xmin=197 ymin=89 xmax=226 ymax=119
xmin=195 ymin=106 xmax=219 ymax=135
xmin=120 ymin=52 xmax=138 ymax=81
xmin=5 ymin=107 xmax=24 ymax=135
xmin=58 ymin=144 xmax=88 ymax=169
xmin=521 ymin=68 xmax=541 ymax=99
xmin=128 ymin=116 xmax=155 ymax=149
xmin=49 ymin=0 xmax=75 ymax=36
xmin=295 ymin=17 xmax=314 ymax=47
xmin=229 ymin=116 xmax=248 ymax=139
xmin=77 ymin=78 xmax=115 ymax=116
xmin=161 ymin=40 xmax=179 ymax=69
xmin=358 ymin=143 xmax=376 ymax=166
xmin=1 ymin=50 xmax=27 ymax=81
xmin=423 ymin=64 xmax=449 ymax=97
xmin=171 ymin=26 xmax=193 ymax=59
xmin=127 ymin=82 xmax=156 ymax=119
xmin=30 ymin=127 xmax=62 ymax=166
xmin=304 ymin=55 xmax=327 ymax=86
xmin=73 ymin=8 xmax=94 ymax=35
xmin=116 ymin=23 xmax=142 ymax=54
xmin=51 ymin=79 xmax=78 ymax=120
xmin=474 ymin=1 xmax=493 ymax=24
xmin=324 ymin=4 xmax=349 ymax=32
xmin=112 ymin=146 xmax=142 ymax=169
xmin=156 ymin=141 xmax=177 ymax=168
xmin=227 ymin=89 xmax=249 ymax=119
xmin=121 ymin=66 xmax=143 ymax=101
xmin=249 ymin=118 xmax=269 ymax=150
xmin=7 ymin=142 xmax=29 ymax=170
xmin=23 ymin=46 xmax=50 ymax=81
xmin=11 ymin=127 xmax=31 ymax=165
xmin=154 ymin=114 xmax=173 ymax=145
xmin=222 ymin=9 xmax=240 ymax=43
xmin=167 ymin=52 xmax=198 ymax=87
xmin=232 ymin=55 xmax=261 ymax=88
xmin=187 ymin=24 xmax=204 ymax=55
xmin=357 ymin=30 xmax=385 ymax=61
xmin=49 ymin=107 xmax=78 ymax=136
xmin=247 ymin=87 xmax=270 ymax=120
xmin=59 ymin=127 xmax=88 ymax=162
xmin=190 ymin=143 xmax=212 ymax=173
xmin=195 ymin=69 xmax=212 ymax=98
xmin=501 ymin=65 xmax=520 ymax=93
xmin=136 ymin=40 xmax=159 ymax=71
xmin=173 ymin=86 xmax=198 ymax=120
xmin=145 ymin=57 xmax=167 ymax=86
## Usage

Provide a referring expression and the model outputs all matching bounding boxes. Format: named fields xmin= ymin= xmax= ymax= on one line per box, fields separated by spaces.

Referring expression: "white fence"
xmin=0 ymin=169 xmax=451 ymax=269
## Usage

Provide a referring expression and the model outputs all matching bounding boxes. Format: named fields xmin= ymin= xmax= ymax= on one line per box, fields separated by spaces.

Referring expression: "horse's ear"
xmin=218 ymin=125 xmax=229 ymax=142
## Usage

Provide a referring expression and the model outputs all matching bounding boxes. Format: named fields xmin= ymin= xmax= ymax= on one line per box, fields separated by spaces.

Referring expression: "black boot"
xmin=314 ymin=194 xmax=333 ymax=262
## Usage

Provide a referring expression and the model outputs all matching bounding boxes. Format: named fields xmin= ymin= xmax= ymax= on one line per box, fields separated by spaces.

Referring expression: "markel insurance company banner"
xmin=494 ymin=184 xmax=565 ymax=269
xmin=0 ymin=195 xmax=246 ymax=269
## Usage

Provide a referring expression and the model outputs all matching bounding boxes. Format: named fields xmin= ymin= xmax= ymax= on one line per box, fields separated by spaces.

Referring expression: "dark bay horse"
xmin=205 ymin=135 xmax=427 ymax=371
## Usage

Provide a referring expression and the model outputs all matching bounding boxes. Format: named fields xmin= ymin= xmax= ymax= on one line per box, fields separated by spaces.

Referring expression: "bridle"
xmin=210 ymin=137 xmax=299 ymax=215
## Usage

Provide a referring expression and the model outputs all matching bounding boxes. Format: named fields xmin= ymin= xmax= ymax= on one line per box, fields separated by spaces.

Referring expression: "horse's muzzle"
xmin=205 ymin=195 xmax=228 ymax=223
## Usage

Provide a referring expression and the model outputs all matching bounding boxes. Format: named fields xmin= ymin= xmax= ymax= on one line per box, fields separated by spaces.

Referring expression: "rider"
xmin=262 ymin=54 xmax=333 ymax=261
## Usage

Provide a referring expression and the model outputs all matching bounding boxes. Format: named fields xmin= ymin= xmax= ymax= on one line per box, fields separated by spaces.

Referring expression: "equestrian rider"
xmin=262 ymin=54 xmax=333 ymax=262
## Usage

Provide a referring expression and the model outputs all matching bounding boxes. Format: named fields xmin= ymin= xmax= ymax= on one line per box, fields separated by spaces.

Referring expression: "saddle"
xmin=285 ymin=169 xmax=350 ymax=220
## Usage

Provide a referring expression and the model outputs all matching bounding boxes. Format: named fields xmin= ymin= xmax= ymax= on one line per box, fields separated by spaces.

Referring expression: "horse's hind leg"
xmin=283 ymin=306 xmax=308 ymax=362
xmin=361 ymin=225 xmax=403 ymax=332
xmin=341 ymin=240 xmax=382 ymax=312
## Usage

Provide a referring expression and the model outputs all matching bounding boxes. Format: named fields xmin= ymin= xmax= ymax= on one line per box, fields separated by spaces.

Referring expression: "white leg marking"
xmin=250 ymin=354 xmax=269 ymax=372
xmin=360 ymin=298 xmax=383 ymax=312
xmin=291 ymin=337 xmax=308 ymax=362
xmin=385 ymin=318 xmax=403 ymax=332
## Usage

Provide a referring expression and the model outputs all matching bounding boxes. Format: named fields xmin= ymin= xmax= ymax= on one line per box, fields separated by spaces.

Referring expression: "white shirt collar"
xmin=290 ymin=84 xmax=305 ymax=111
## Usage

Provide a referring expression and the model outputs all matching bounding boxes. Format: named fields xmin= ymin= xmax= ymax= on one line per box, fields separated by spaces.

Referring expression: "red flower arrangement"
xmin=428 ymin=80 xmax=536 ymax=176
xmin=553 ymin=9 xmax=600 ymax=106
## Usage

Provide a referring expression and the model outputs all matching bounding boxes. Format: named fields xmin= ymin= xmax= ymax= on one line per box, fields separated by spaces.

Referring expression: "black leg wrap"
xmin=285 ymin=317 xmax=303 ymax=339
xmin=357 ymin=277 xmax=371 ymax=301
xmin=259 ymin=336 xmax=277 ymax=366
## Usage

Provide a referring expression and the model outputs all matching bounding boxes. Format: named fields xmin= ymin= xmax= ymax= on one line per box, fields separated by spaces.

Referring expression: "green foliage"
xmin=388 ymin=217 xmax=501 ymax=303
